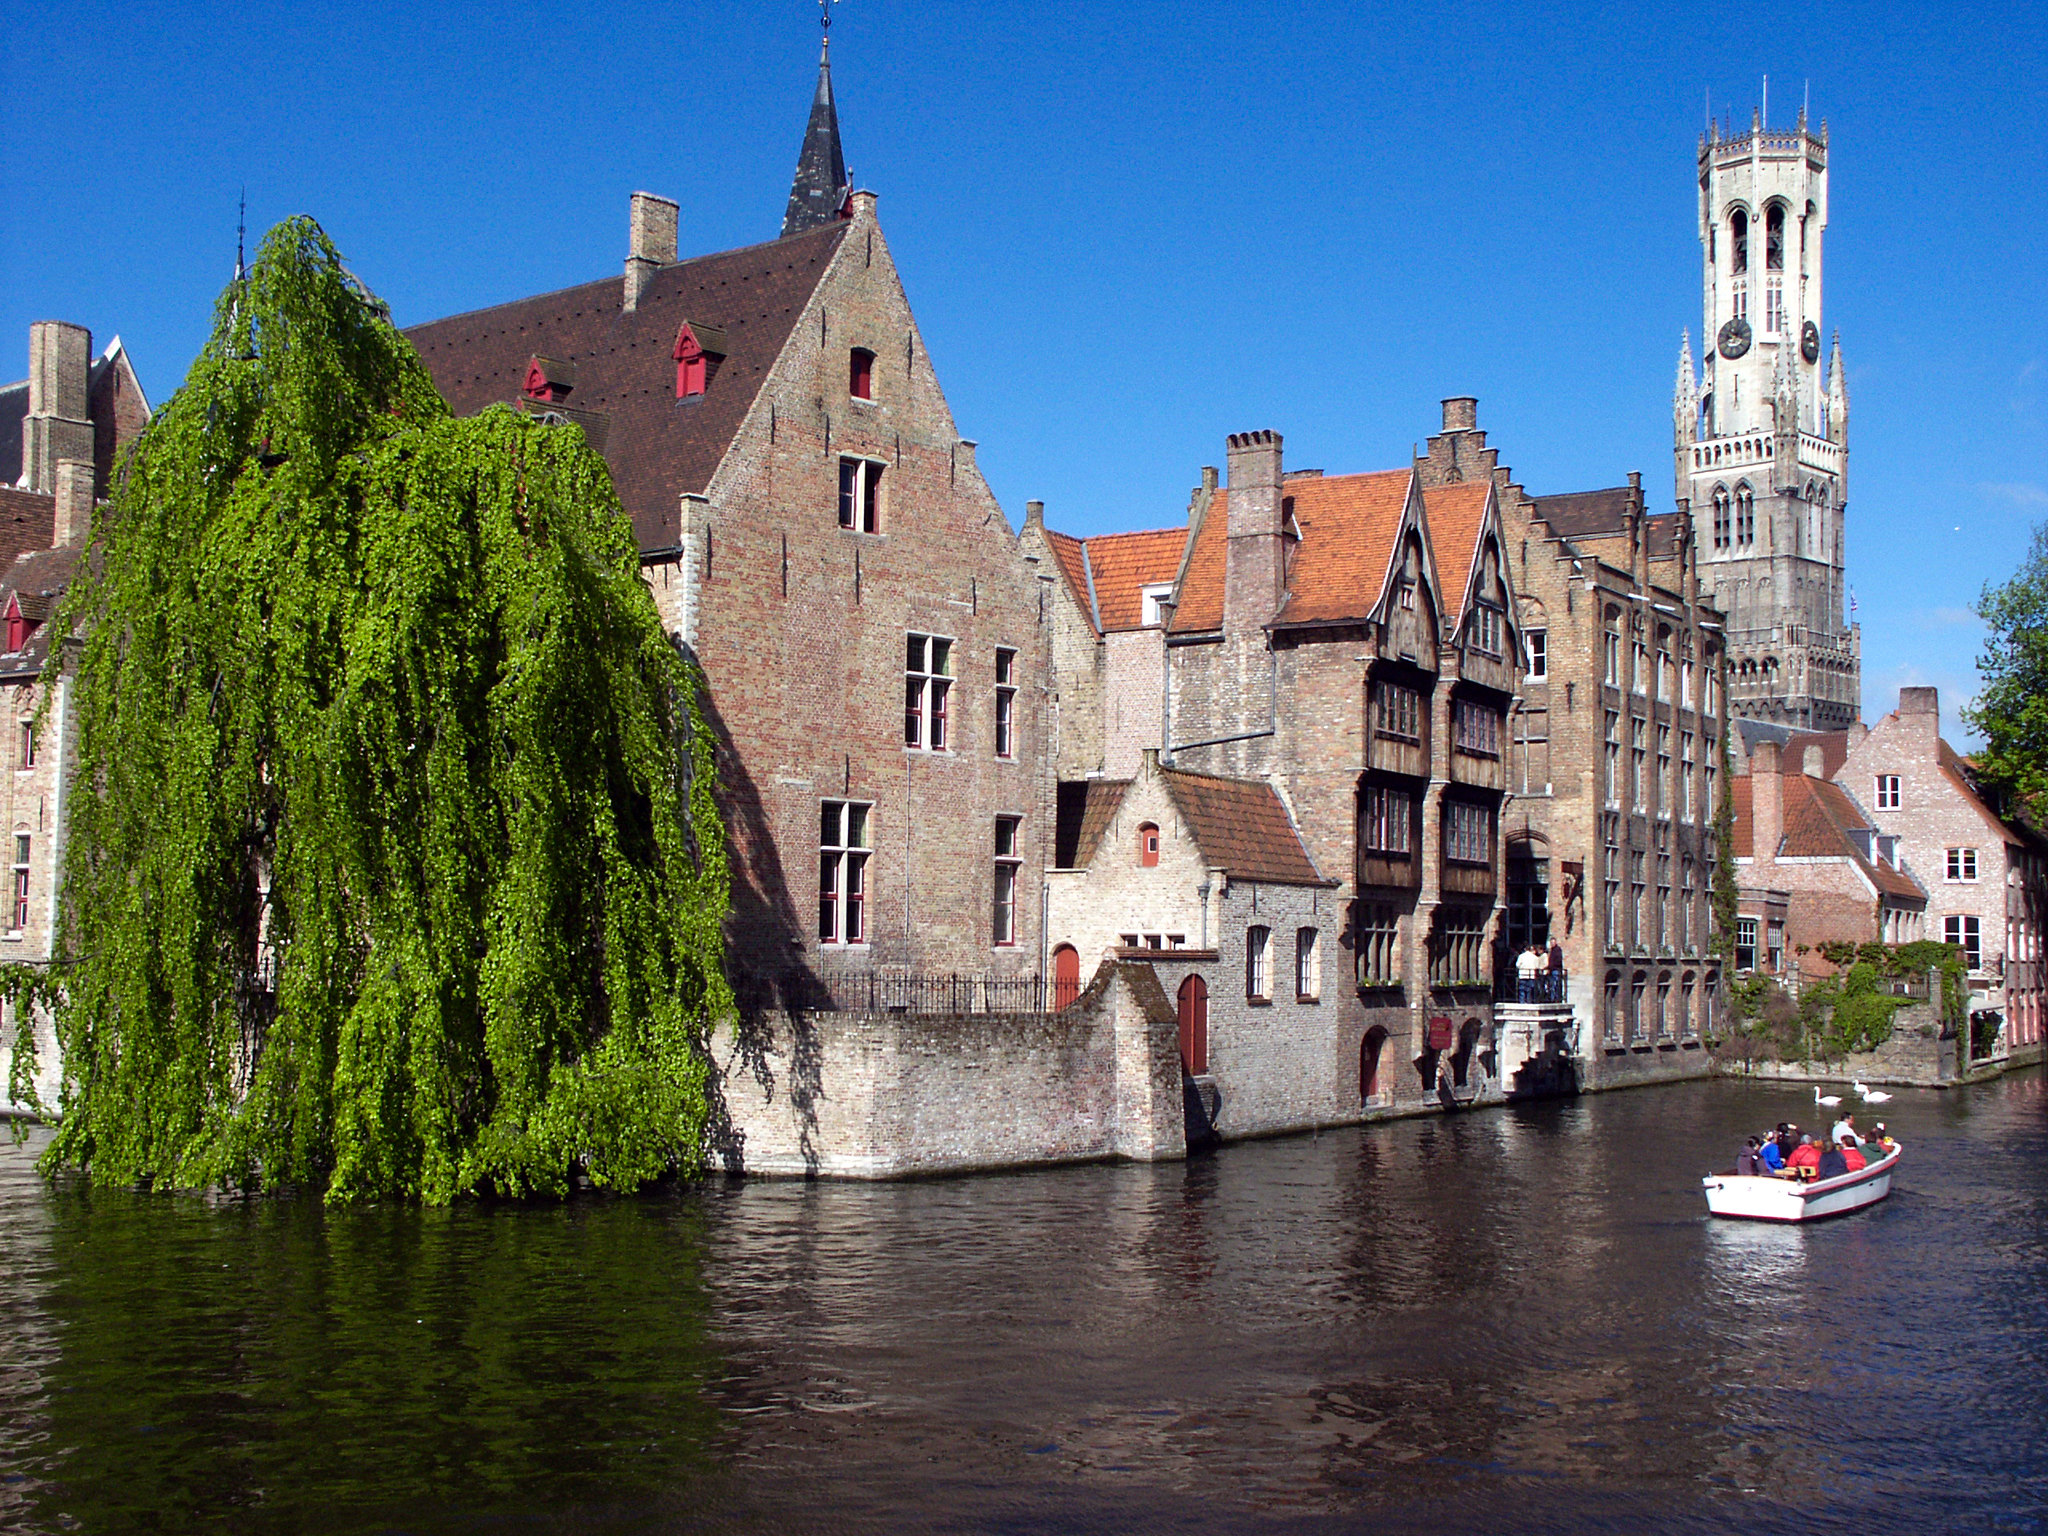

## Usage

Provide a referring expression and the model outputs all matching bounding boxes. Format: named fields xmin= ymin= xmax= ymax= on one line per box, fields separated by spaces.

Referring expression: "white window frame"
xmin=1295 ymin=928 xmax=1320 ymax=1001
xmin=1139 ymin=583 xmax=1174 ymax=628
xmin=993 ymin=647 xmax=1017 ymax=760
xmin=1525 ymin=628 xmax=1546 ymax=682
xmin=1945 ymin=914 xmax=1982 ymax=971
xmin=837 ymin=455 xmax=884 ymax=534
xmin=904 ymin=633 xmax=954 ymax=752
xmin=993 ymin=815 xmax=1022 ymax=946
xmin=818 ymin=800 xmax=871 ymax=947
xmin=1736 ymin=916 xmax=1758 ymax=971
xmin=1875 ymin=775 xmax=1901 ymax=811
xmin=1246 ymin=925 xmax=1271 ymax=1001
xmin=8 ymin=832 xmax=25 ymax=934
xmin=1946 ymin=847 xmax=1978 ymax=883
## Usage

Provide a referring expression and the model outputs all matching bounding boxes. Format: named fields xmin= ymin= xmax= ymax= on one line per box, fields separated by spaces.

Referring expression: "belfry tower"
xmin=1674 ymin=102 xmax=1858 ymax=730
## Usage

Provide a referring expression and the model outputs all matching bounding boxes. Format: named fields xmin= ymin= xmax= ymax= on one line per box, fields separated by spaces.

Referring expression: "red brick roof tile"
xmin=1421 ymin=481 xmax=1491 ymax=619
xmin=1732 ymin=771 xmax=1926 ymax=902
xmin=1159 ymin=767 xmax=1326 ymax=886
xmin=1168 ymin=488 xmax=1229 ymax=633
xmin=1042 ymin=530 xmax=1095 ymax=631
xmin=1272 ymin=469 xmax=1414 ymax=628
xmin=1083 ymin=527 xmax=1186 ymax=632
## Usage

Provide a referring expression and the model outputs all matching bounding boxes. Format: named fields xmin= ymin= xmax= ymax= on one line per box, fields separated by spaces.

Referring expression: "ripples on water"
xmin=1 ymin=1074 xmax=2044 ymax=1534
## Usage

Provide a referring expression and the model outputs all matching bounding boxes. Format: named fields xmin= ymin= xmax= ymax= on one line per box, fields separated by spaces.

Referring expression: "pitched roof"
xmin=1168 ymin=487 xmax=1228 ymax=633
xmin=1272 ymin=469 xmax=1414 ymax=628
xmin=1159 ymin=767 xmax=1327 ymax=886
xmin=1054 ymin=778 xmax=1130 ymax=869
xmin=0 ymin=489 xmax=55 ymax=568
xmin=1526 ymin=486 xmax=1634 ymax=539
xmin=1421 ymin=481 xmax=1491 ymax=619
xmin=1042 ymin=529 xmax=1095 ymax=629
xmin=1732 ymin=771 xmax=1926 ymax=902
xmin=0 ymin=544 xmax=82 ymax=679
xmin=1937 ymin=739 xmax=2027 ymax=849
xmin=1776 ymin=728 xmax=1854 ymax=781
xmin=405 ymin=222 xmax=848 ymax=553
xmin=1083 ymin=527 xmax=1185 ymax=632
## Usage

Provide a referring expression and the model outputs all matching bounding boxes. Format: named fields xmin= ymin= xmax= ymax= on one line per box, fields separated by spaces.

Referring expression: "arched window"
xmin=1052 ymin=945 xmax=1081 ymax=1010
xmin=1138 ymin=822 xmax=1160 ymax=867
xmin=1177 ymin=974 xmax=1208 ymax=1076
xmin=1730 ymin=209 xmax=1749 ymax=272
xmin=1735 ymin=484 xmax=1756 ymax=546
xmin=849 ymin=347 xmax=875 ymax=401
xmin=1712 ymin=485 xmax=1732 ymax=550
xmin=1765 ymin=204 xmax=1785 ymax=271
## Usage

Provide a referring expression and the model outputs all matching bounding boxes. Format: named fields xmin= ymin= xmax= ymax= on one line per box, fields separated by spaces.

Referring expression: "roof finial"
xmin=783 ymin=1 xmax=852 ymax=237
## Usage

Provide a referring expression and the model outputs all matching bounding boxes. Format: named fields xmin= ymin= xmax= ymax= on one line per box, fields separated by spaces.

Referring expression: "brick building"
xmin=407 ymin=47 xmax=1051 ymax=1012
xmin=1407 ymin=400 xmax=1730 ymax=1088
xmin=1744 ymin=688 xmax=2048 ymax=1058
xmin=1031 ymin=424 xmax=1526 ymax=1121
xmin=0 ymin=321 xmax=150 ymax=1111
xmin=1731 ymin=738 xmax=1927 ymax=975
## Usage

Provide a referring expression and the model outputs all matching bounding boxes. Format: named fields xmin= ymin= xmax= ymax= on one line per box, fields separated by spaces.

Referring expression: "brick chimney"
xmin=1751 ymin=739 xmax=1784 ymax=864
xmin=24 ymin=322 xmax=93 ymax=492
xmin=1223 ymin=430 xmax=1284 ymax=634
xmin=623 ymin=192 xmax=679 ymax=312
xmin=53 ymin=458 xmax=94 ymax=547
xmin=1802 ymin=743 xmax=1825 ymax=778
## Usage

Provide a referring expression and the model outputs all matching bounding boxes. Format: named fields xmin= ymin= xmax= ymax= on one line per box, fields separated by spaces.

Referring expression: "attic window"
xmin=1140 ymin=583 xmax=1174 ymax=627
xmin=673 ymin=322 xmax=728 ymax=401
xmin=3 ymin=599 xmax=25 ymax=656
xmin=522 ymin=356 xmax=574 ymax=403
xmin=849 ymin=348 xmax=875 ymax=401
xmin=1138 ymin=822 xmax=1161 ymax=867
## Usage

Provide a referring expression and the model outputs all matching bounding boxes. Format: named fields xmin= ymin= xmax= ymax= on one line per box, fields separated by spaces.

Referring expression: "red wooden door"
xmin=1052 ymin=945 xmax=1081 ymax=1010
xmin=1177 ymin=974 xmax=1209 ymax=1076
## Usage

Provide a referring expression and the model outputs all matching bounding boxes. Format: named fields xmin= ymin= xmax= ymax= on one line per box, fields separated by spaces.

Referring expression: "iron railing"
xmin=814 ymin=972 xmax=1055 ymax=1015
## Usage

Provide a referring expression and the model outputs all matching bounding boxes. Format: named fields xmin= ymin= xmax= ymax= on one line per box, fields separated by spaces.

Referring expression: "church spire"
xmin=1674 ymin=330 xmax=1697 ymax=436
xmin=781 ymin=29 xmax=850 ymax=239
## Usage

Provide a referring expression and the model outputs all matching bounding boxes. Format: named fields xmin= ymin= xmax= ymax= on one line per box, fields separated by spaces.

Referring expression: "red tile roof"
xmin=1159 ymin=768 xmax=1326 ymax=886
xmin=1732 ymin=771 xmax=1926 ymax=902
xmin=1043 ymin=529 xmax=1094 ymax=630
xmin=1273 ymin=469 xmax=1413 ymax=628
xmin=406 ymin=222 xmax=847 ymax=553
xmin=1421 ymin=481 xmax=1491 ymax=619
xmin=1083 ymin=527 xmax=1185 ymax=632
xmin=1168 ymin=488 xmax=1228 ymax=633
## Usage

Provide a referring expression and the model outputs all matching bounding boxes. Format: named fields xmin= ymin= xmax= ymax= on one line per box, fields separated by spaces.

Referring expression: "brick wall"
xmin=706 ymin=960 xmax=1184 ymax=1176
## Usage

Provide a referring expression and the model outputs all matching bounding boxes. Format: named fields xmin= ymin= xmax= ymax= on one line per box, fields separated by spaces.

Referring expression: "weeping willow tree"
xmin=6 ymin=216 xmax=733 ymax=1201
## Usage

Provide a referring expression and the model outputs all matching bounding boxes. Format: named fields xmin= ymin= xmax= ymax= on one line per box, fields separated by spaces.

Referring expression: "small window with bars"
xmin=1355 ymin=902 xmax=1400 ymax=987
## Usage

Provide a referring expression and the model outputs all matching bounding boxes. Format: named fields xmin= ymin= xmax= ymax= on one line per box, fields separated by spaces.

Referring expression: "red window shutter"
xmin=850 ymin=349 xmax=874 ymax=400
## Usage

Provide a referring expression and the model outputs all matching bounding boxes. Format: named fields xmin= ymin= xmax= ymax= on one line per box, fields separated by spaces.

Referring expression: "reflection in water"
xmin=1 ymin=1072 xmax=2044 ymax=1534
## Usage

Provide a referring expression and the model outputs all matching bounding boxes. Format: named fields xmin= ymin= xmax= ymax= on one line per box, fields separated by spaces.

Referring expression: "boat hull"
xmin=1701 ymin=1146 xmax=1901 ymax=1222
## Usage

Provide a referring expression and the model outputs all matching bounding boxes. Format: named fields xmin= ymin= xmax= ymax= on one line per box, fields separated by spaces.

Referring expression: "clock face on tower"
xmin=1802 ymin=320 xmax=1821 ymax=363
xmin=1717 ymin=317 xmax=1752 ymax=359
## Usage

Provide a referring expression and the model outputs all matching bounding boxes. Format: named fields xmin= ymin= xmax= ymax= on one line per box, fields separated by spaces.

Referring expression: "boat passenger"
xmin=1841 ymin=1140 xmax=1867 ymax=1172
xmin=1737 ymin=1137 xmax=1765 ymax=1177
xmin=1757 ymin=1135 xmax=1786 ymax=1173
xmin=1830 ymin=1112 xmax=1862 ymax=1146
xmin=1787 ymin=1135 xmax=1822 ymax=1174
xmin=1775 ymin=1123 xmax=1800 ymax=1162
xmin=1817 ymin=1140 xmax=1851 ymax=1179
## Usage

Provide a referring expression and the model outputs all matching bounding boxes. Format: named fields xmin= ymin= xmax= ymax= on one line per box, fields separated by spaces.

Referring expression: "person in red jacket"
xmin=1842 ymin=1140 xmax=1867 ymax=1172
xmin=1787 ymin=1135 xmax=1823 ymax=1174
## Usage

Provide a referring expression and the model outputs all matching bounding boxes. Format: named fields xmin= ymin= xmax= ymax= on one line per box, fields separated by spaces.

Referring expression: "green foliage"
xmin=1968 ymin=522 xmax=2048 ymax=820
xmin=5 ymin=217 xmax=733 ymax=1201
xmin=1709 ymin=727 xmax=1739 ymax=955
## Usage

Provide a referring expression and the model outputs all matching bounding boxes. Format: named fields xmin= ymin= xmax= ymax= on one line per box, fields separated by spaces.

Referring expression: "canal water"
xmin=2 ymin=1073 xmax=2043 ymax=1535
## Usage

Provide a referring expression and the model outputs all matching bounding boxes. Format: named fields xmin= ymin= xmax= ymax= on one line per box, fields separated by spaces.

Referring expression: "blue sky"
xmin=4 ymin=0 xmax=2043 ymax=734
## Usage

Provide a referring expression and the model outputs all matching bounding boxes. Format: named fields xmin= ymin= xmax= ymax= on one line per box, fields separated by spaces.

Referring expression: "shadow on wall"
xmin=690 ymin=681 xmax=828 ymax=1176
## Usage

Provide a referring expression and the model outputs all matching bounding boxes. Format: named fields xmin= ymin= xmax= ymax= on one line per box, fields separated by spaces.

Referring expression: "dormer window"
xmin=3 ymin=598 xmax=26 ymax=656
xmin=1140 ymin=583 xmax=1174 ymax=627
xmin=849 ymin=348 xmax=875 ymax=401
xmin=521 ymin=356 xmax=574 ymax=404
xmin=673 ymin=322 xmax=728 ymax=401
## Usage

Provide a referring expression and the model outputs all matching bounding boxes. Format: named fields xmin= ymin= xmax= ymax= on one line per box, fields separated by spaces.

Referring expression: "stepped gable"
xmin=1731 ymin=772 xmax=1924 ymax=899
xmin=1421 ymin=481 xmax=1492 ymax=619
xmin=1171 ymin=468 xmax=1413 ymax=633
xmin=1158 ymin=767 xmax=1326 ymax=886
xmin=405 ymin=221 xmax=848 ymax=553
xmin=1080 ymin=527 xmax=1186 ymax=632
xmin=1054 ymin=778 xmax=1131 ymax=868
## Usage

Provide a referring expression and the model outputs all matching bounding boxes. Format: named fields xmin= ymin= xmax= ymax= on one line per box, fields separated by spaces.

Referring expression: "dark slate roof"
xmin=1526 ymin=486 xmax=1635 ymax=539
xmin=1159 ymin=768 xmax=1328 ymax=886
xmin=405 ymin=222 xmax=848 ymax=553
xmin=1055 ymin=778 xmax=1129 ymax=869
xmin=782 ymin=46 xmax=850 ymax=238
xmin=0 ymin=545 xmax=81 ymax=679
xmin=0 ymin=489 xmax=54 ymax=567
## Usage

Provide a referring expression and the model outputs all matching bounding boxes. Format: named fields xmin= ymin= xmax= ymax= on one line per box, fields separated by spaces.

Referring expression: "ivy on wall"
xmin=4 ymin=217 xmax=732 ymax=1201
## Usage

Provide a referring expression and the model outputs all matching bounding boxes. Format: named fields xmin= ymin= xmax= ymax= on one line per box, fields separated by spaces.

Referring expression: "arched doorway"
xmin=1359 ymin=1026 xmax=1388 ymax=1104
xmin=1052 ymin=945 xmax=1080 ymax=1010
xmin=1177 ymin=974 xmax=1208 ymax=1076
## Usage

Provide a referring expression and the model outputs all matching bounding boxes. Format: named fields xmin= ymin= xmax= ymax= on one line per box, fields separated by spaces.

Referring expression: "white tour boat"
xmin=1701 ymin=1143 xmax=1902 ymax=1222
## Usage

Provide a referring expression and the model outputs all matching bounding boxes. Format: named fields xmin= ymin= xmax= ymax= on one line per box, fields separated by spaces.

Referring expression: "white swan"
xmin=1814 ymin=1085 xmax=1843 ymax=1108
xmin=1854 ymin=1080 xmax=1894 ymax=1103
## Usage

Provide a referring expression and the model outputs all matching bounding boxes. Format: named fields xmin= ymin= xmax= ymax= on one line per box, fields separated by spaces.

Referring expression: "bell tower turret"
xmin=1677 ymin=98 xmax=1857 ymax=731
